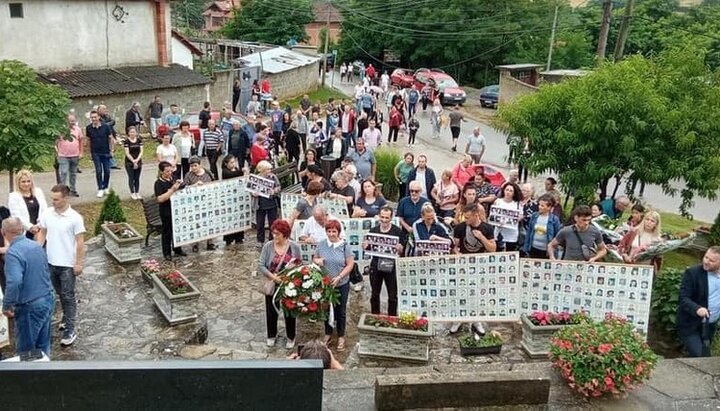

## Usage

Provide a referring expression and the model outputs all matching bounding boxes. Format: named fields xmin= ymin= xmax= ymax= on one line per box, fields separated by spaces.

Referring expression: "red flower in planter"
xmin=308 ymin=302 xmax=318 ymax=312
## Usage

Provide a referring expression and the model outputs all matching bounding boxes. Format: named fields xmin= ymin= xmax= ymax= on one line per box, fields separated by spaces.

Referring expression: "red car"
xmin=413 ymin=68 xmax=466 ymax=105
xmin=158 ymin=111 xmax=256 ymax=144
xmin=390 ymin=68 xmax=415 ymax=88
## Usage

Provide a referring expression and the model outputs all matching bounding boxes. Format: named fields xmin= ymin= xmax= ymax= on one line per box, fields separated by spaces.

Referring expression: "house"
xmin=0 ymin=0 xmax=222 ymax=132
xmin=172 ymin=29 xmax=203 ymax=70
xmin=203 ymin=0 xmax=238 ymax=33
xmin=306 ymin=1 xmax=342 ymax=47
xmin=540 ymin=69 xmax=589 ymax=84
xmin=236 ymin=47 xmax=319 ymax=100
xmin=495 ymin=64 xmax=542 ymax=105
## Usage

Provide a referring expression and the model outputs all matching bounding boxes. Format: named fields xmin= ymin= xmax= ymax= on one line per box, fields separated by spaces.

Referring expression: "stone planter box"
xmin=689 ymin=227 xmax=711 ymax=251
xmin=140 ymin=268 xmax=155 ymax=287
xmin=459 ymin=344 xmax=502 ymax=356
xmin=151 ymin=272 xmax=200 ymax=326
xmin=357 ymin=313 xmax=432 ymax=362
xmin=102 ymin=222 xmax=142 ymax=263
xmin=520 ymin=314 xmax=571 ymax=359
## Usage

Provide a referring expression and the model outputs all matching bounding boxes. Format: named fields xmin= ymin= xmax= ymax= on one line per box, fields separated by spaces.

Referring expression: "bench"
xmin=140 ymin=197 xmax=163 ymax=247
xmin=275 ymin=161 xmax=302 ymax=193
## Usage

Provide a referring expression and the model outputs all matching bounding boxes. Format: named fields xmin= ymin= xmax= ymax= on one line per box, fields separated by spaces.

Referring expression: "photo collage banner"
xmin=171 ymin=177 xmax=253 ymax=247
xmin=397 ymin=252 xmax=654 ymax=334
xmin=292 ymin=217 xmax=401 ymax=271
xmin=280 ymin=193 xmax=349 ymax=220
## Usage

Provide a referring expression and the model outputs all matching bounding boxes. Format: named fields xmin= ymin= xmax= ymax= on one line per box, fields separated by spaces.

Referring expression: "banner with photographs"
xmin=414 ymin=240 xmax=452 ymax=256
xmin=171 ymin=177 xmax=253 ymax=246
xmin=245 ymin=174 xmax=275 ymax=198
xmin=280 ymin=193 xmax=349 ymax=220
xmin=397 ymin=253 xmax=521 ymax=323
xmin=292 ymin=217 xmax=401 ymax=270
xmin=364 ymin=233 xmax=401 ymax=259
xmin=519 ymin=259 xmax=654 ymax=333
xmin=396 ymin=253 xmax=653 ymax=334
xmin=488 ymin=206 xmax=520 ymax=228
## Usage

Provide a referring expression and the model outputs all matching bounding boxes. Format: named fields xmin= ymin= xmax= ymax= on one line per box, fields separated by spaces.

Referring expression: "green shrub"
xmin=709 ymin=209 xmax=720 ymax=247
xmin=94 ymin=190 xmax=127 ymax=235
xmin=374 ymin=146 xmax=402 ymax=202
xmin=650 ymin=268 xmax=683 ymax=335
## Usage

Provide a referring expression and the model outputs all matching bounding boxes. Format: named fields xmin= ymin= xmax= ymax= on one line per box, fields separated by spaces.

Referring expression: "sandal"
xmin=322 ymin=335 xmax=332 ymax=346
xmin=336 ymin=337 xmax=346 ymax=352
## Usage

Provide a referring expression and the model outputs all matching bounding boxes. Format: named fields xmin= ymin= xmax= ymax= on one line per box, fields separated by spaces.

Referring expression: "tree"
xmin=94 ymin=190 xmax=127 ymax=235
xmin=170 ymin=0 xmax=206 ymax=30
xmin=0 ymin=60 xmax=70 ymax=191
xmin=495 ymin=48 xmax=720 ymax=217
xmin=222 ymin=0 xmax=314 ymax=45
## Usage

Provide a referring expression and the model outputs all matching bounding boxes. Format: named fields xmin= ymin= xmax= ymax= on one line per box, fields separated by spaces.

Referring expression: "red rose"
xmin=300 ymin=266 xmax=310 ymax=275
xmin=322 ymin=276 xmax=331 ymax=285
xmin=284 ymin=299 xmax=296 ymax=309
xmin=598 ymin=343 xmax=613 ymax=354
xmin=308 ymin=302 xmax=318 ymax=312
xmin=293 ymin=278 xmax=302 ymax=287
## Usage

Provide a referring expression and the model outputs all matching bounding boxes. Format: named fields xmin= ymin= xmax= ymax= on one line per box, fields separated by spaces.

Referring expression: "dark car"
xmin=479 ymin=85 xmax=499 ymax=108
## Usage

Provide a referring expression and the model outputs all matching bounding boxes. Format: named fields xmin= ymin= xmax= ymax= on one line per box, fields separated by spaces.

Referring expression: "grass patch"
xmin=74 ymin=198 xmax=147 ymax=241
xmin=663 ymin=249 xmax=703 ymax=272
xmin=659 ymin=211 xmax=704 ymax=233
xmin=36 ymin=138 xmax=160 ymax=173
xmin=283 ymin=87 xmax=350 ymax=109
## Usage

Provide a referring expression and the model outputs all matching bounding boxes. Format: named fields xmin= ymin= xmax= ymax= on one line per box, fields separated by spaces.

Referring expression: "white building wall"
xmin=171 ymin=37 xmax=194 ymax=70
xmin=0 ymin=0 xmax=168 ymax=71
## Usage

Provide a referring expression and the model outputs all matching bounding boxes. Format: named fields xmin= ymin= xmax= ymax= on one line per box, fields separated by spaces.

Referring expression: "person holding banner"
xmin=221 ymin=155 xmax=245 ymax=246
xmin=258 ymin=219 xmax=301 ymax=349
xmin=364 ymin=206 xmax=405 ymax=316
xmin=253 ymin=161 xmax=281 ymax=245
xmin=329 ymin=170 xmax=355 ymax=215
xmin=154 ymin=162 xmax=187 ymax=260
xmin=411 ymin=202 xmax=452 ymax=256
xmin=491 ymin=182 xmax=522 ymax=251
xmin=185 ymin=156 xmax=217 ymax=252
xmin=314 ymin=220 xmax=354 ymax=352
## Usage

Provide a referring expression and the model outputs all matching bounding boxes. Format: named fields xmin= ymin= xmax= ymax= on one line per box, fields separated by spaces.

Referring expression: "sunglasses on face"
xmin=410 ymin=190 xmax=421 ymax=193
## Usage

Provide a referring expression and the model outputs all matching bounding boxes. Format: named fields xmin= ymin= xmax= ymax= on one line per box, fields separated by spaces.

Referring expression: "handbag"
xmin=572 ymin=227 xmax=597 ymax=261
xmin=258 ymin=280 xmax=276 ymax=296
xmin=349 ymin=263 xmax=363 ymax=284
xmin=377 ymin=258 xmax=395 ymax=273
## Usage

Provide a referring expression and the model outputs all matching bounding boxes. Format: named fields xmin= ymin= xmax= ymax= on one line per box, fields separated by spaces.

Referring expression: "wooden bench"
xmin=275 ymin=161 xmax=302 ymax=193
xmin=140 ymin=197 xmax=163 ymax=247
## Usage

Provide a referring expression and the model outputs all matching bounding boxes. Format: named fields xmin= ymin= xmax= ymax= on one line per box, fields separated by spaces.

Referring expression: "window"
xmin=9 ymin=3 xmax=23 ymax=18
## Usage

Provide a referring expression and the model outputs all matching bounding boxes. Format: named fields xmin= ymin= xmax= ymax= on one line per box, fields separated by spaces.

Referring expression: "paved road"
xmin=331 ymin=80 xmax=717 ymax=222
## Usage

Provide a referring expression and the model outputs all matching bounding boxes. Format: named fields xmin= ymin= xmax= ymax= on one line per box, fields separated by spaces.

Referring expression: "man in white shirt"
xmin=344 ymin=164 xmax=362 ymax=201
xmin=380 ymin=71 xmax=390 ymax=92
xmin=36 ymin=184 xmax=86 ymax=347
xmin=362 ymin=120 xmax=381 ymax=150
xmin=298 ymin=205 xmax=344 ymax=243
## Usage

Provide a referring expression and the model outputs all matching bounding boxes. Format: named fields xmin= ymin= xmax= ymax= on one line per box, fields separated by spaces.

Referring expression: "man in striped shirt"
xmin=199 ymin=119 xmax=224 ymax=180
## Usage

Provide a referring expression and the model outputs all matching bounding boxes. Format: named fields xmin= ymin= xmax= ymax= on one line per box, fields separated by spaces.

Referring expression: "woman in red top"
xmin=387 ymin=105 xmax=403 ymax=143
xmin=250 ymin=133 xmax=269 ymax=170
xmin=452 ymin=155 xmax=476 ymax=188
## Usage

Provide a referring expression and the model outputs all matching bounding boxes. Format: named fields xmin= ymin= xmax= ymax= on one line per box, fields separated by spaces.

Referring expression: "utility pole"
xmin=320 ymin=1 xmax=331 ymax=87
xmin=613 ymin=0 xmax=635 ymax=61
xmin=546 ymin=5 xmax=559 ymax=71
xmin=595 ymin=0 xmax=613 ymax=66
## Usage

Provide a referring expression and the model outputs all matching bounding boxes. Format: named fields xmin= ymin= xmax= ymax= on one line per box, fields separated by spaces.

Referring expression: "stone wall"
xmin=267 ymin=63 xmax=319 ymax=102
xmin=498 ymin=73 xmax=538 ymax=106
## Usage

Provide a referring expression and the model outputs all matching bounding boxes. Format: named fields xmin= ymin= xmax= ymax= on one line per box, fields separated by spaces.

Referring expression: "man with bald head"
xmin=2 ymin=217 xmax=54 ymax=356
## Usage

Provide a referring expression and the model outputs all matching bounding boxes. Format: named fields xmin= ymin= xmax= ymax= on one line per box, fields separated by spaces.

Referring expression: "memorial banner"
xmin=245 ymin=174 xmax=275 ymax=198
xmin=171 ymin=177 xmax=253 ymax=246
xmin=280 ymin=193 xmax=349 ymax=220
xmin=488 ymin=206 xmax=520 ymax=228
xmin=363 ymin=232 xmax=400 ymax=259
xmin=414 ymin=240 xmax=451 ymax=256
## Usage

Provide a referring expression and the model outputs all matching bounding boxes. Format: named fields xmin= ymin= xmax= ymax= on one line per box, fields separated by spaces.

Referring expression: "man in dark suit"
xmin=677 ymin=246 xmax=720 ymax=357
xmin=406 ymin=154 xmax=436 ymax=198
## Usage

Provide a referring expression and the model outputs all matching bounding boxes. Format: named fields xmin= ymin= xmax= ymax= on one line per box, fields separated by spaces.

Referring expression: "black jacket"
xmin=125 ymin=109 xmax=143 ymax=133
xmin=677 ymin=264 xmax=710 ymax=336
xmin=406 ymin=166 xmax=437 ymax=197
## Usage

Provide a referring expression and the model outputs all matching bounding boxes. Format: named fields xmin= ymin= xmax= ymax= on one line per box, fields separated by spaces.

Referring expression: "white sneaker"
xmin=96 ymin=190 xmax=104 ymax=198
xmin=449 ymin=322 xmax=462 ymax=334
xmin=266 ymin=337 xmax=276 ymax=347
xmin=352 ymin=282 xmax=364 ymax=292
xmin=104 ymin=188 xmax=110 ymax=196
xmin=60 ymin=332 xmax=77 ymax=346
xmin=285 ymin=339 xmax=295 ymax=349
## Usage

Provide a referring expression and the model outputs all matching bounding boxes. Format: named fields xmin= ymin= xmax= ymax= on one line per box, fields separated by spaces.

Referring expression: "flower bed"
xmin=520 ymin=311 xmax=589 ymax=359
xmin=274 ymin=263 xmax=339 ymax=322
xmin=458 ymin=330 xmax=503 ymax=356
xmin=550 ymin=313 xmax=658 ymax=398
xmin=357 ymin=313 xmax=432 ymax=362
xmin=102 ymin=222 xmax=142 ymax=264
xmin=151 ymin=270 xmax=201 ymax=325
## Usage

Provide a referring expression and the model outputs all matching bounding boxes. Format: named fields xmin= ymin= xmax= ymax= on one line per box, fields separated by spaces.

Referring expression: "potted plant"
xmin=101 ymin=222 xmax=143 ymax=263
xmin=520 ymin=311 xmax=589 ymax=358
xmin=458 ymin=330 xmax=504 ymax=356
xmin=139 ymin=258 xmax=161 ymax=286
xmin=550 ymin=313 xmax=658 ymax=398
xmin=357 ymin=312 xmax=432 ymax=362
xmin=151 ymin=269 xmax=201 ymax=325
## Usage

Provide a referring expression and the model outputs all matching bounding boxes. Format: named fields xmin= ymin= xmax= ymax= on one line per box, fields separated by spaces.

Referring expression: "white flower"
xmin=287 ymin=282 xmax=295 ymax=289
xmin=285 ymin=288 xmax=297 ymax=297
xmin=297 ymin=302 xmax=305 ymax=307
xmin=302 ymin=280 xmax=313 ymax=289
xmin=303 ymin=275 xmax=309 ymax=280
xmin=311 ymin=291 xmax=322 ymax=301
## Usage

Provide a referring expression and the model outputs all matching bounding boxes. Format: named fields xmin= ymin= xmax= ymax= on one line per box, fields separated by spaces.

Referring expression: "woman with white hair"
xmin=8 ymin=169 xmax=47 ymax=240
xmin=253 ymin=160 xmax=281 ymax=244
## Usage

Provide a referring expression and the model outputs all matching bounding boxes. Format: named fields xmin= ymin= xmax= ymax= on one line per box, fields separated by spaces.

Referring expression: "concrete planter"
xmin=689 ymin=227 xmax=711 ymax=251
xmin=459 ymin=344 xmax=502 ymax=356
xmin=102 ymin=222 xmax=142 ymax=263
xmin=357 ymin=313 xmax=432 ymax=362
xmin=151 ymin=272 xmax=201 ymax=326
xmin=520 ymin=314 xmax=571 ymax=359
xmin=140 ymin=268 xmax=155 ymax=287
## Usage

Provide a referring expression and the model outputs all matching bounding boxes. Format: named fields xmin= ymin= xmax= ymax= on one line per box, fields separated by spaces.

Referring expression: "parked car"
xmin=479 ymin=85 xmax=499 ymax=108
xmin=390 ymin=68 xmax=415 ymax=88
xmin=412 ymin=68 xmax=466 ymax=105
xmin=157 ymin=111 xmax=256 ymax=145
xmin=351 ymin=60 xmax=364 ymax=75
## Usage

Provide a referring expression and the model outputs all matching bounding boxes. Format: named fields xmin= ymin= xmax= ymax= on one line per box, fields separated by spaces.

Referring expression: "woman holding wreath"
xmin=258 ymin=219 xmax=301 ymax=349
xmin=313 ymin=219 xmax=354 ymax=352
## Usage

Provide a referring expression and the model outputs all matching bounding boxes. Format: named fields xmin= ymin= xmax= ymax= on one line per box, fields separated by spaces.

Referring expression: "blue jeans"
xmin=682 ymin=321 xmax=717 ymax=357
xmin=58 ymin=156 xmax=79 ymax=192
xmin=325 ymin=282 xmax=350 ymax=337
xmin=91 ymin=153 xmax=111 ymax=190
xmin=49 ymin=265 xmax=77 ymax=335
xmin=14 ymin=293 xmax=54 ymax=356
